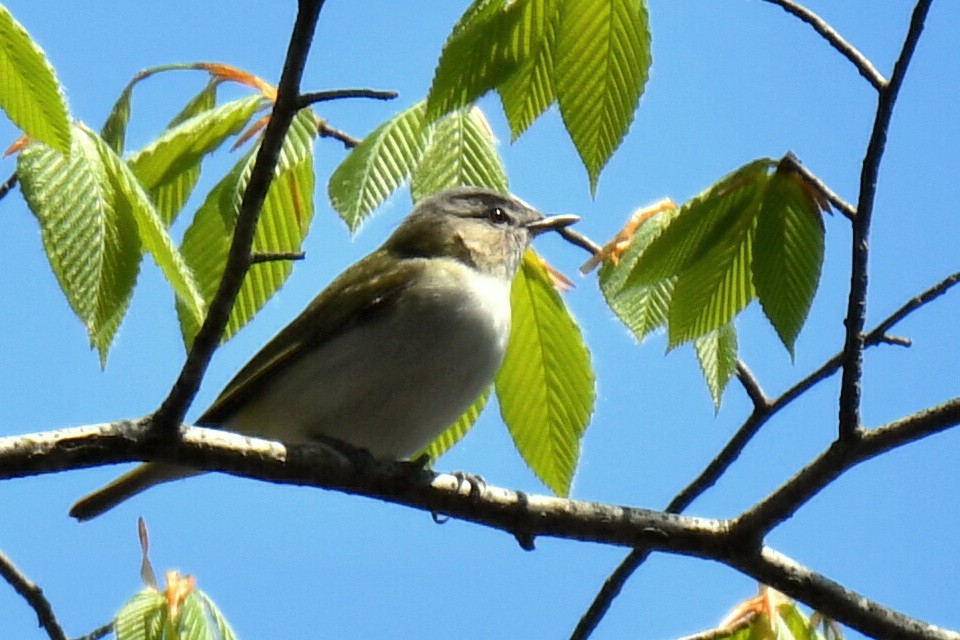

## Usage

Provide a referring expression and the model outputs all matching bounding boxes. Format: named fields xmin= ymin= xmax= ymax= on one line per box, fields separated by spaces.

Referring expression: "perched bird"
xmin=70 ymin=186 xmax=578 ymax=521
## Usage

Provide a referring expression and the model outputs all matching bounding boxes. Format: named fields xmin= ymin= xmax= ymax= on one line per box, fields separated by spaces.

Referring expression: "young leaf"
xmin=425 ymin=0 xmax=528 ymax=121
xmin=598 ymin=207 xmax=678 ymax=342
xmin=496 ymin=250 xmax=594 ymax=496
xmin=178 ymin=109 xmax=317 ymax=348
xmin=197 ymin=592 xmax=239 ymax=640
xmin=624 ymin=159 xmax=774 ymax=289
xmin=418 ymin=389 xmax=492 ymax=464
xmin=114 ymin=589 xmax=165 ymax=640
xmin=328 ymin=102 xmax=431 ymax=232
xmin=90 ymin=126 xmax=207 ymax=331
xmin=127 ymin=94 xmax=262 ymax=225
xmin=498 ymin=0 xmax=560 ymax=140
xmin=410 ymin=106 xmax=508 ymax=200
xmin=554 ymin=0 xmax=651 ymax=192
xmin=0 ymin=5 xmax=71 ymax=155
xmin=693 ymin=323 xmax=738 ymax=410
xmin=753 ymin=169 xmax=825 ymax=356
xmin=17 ymin=125 xmax=141 ymax=365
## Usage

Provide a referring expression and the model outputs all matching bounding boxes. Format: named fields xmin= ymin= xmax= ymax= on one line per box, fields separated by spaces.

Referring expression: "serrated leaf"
xmin=101 ymin=85 xmax=133 ymax=155
xmin=411 ymin=106 xmax=508 ymax=201
xmin=127 ymin=95 xmax=261 ymax=225
xmin=694 ymin=322 xmax=738 ymax=410
xmin=554 ymin=0 xmax=651 ymax=192
xmin=668 ymin=208 xmax=757 ymax=347
xmin=498 ymin=0 xmax=560 ymax=140
xmin=328 ymin=102 xmax=431 ymax=232
xmin=150 ymin=81 xmax=221 ymax=225
xmin=418 ymin=388 xmax=491 ymax=464
xmin=17 ymin=124 xmax=141 ymax=365
xmin=598 ymin=207 xmax=678 ymax=342
xmin=178 ymin=593 xmax=213 ymax=640
xmin=425 ymin=0 xmax=529 ymax=121
xmin=495 ymin=250 xmax=594 ymax=496
xmin=89 ymin=126 xmax=206 ymax=332
xmin=753 ymin=170 xmax=825 ymax=357
xmin=114 ymin=589 xmax=165 ymax=640
xmin=0 ymin=6 xmax=71 ymax=155
xmin=178 ymin=109 xmax=316 ymax=348
xmin=625 ymin=159 xmax=774 ymax=289
xmin=197 ymin=591 xmax=239 ymax=640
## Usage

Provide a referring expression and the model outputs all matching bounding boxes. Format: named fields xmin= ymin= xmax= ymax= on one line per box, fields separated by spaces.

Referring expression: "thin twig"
xmin=249 ymin=250 xmax=306 ymax=265
xmin=757 ymin=0 xmax=886 ymax=91
xmin=778 ymin=153 xmax=857 ymax=221
xmin=0 ymin=172 xmax=17 ymax=203
xmin=73 ymin=622 xmax=113 ymax=640
xmin=735 ymin=360 xmax=770 ymax=410
xmin=838 ymin=0 xmax=933 ymax=440
xmin=152 ymin=0 xmax=327 ymax=431
xmin=317 ymin=119 xmax=361 ymax=148
xmin=557 ymin=226 xmax=603 ymax=257
xmin=297 ymin=88 xmax=398 ymax=108
xmin=0 ymin=549 xmax=68 ymax=640
xmin=572 ymin=267 xmax=960 ymax=639
xmin=675 ymin=614 xmax=756 ymax=640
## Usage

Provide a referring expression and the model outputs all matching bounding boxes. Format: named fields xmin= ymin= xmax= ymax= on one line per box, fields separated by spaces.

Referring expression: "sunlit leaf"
xmin=328 ymin=102 xmax=431 ymax=232
xmin=694 ymin=323 xmax=738 ymax=410
xmin=496 ymin=250 xmax=594 ymax=496
xmin=753 ymin=169 xmax=825 ymax=357
xmin=114 ymin=589 xmax=165 ymax=640
xmin=411 ymin=106 xmax=508 ymax=200
xmin=17 ymin=125 xmax=141 ymax=365
xmin=554 ymin=0 xmax=651 ymax=192
xmin=0 ymin=5 xmax=71 ymax=155
xmin=418 ymin=389 xmax=491 ymax=463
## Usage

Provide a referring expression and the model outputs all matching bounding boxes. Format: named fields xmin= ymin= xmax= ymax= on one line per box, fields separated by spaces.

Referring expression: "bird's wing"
xmin=198 ymin=251 xmax=422 ymax=426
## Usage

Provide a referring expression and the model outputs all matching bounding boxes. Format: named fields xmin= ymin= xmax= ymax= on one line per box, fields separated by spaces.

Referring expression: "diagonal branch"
xmin=838 ymin=0 xmax=934 ymax=439
xmin=297 ymin=88 xmax=398 ymax=108
xmin=152 ymin=0 xmax=327 ymax=432
xmin=757 ymin=0 xmax=886 ymax=90
xmin=0 ymin=549 xmax=68 ymax=640
xmin=0 ymin=172 xmax=17 ymax=204
xmin=571 ymin=267 xmax=960 ymax=639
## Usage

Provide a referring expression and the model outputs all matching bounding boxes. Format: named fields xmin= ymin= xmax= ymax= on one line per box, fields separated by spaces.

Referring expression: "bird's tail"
xmin=69 ymin=463 xmax=196 ymax=522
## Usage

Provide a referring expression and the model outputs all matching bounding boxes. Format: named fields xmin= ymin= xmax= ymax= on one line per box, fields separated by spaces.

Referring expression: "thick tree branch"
xmin=2 ymin=420 xmax=957 ymax=640
xmin=838 ymin=0 xmax=933 ymax=440
xmin=152 ymin=0 xmax=326 ymax=432
xmin=0 ymin=550 xmax=68 ymax=640
xmin=757 ymin=0 xmax=886 ymax=91
xmin=572 ymin=267 xmax=960 ymax=639
xmin=297 ymin=88 xmax=397 ymax=108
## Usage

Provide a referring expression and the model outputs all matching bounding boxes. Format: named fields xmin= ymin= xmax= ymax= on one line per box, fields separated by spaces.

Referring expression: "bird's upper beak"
xmin=526 ymin=213 xmax=580 ymax=237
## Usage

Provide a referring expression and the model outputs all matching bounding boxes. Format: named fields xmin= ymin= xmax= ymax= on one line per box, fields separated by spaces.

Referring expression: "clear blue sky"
xmin=2 ymin=2 xmax=959 ymax=639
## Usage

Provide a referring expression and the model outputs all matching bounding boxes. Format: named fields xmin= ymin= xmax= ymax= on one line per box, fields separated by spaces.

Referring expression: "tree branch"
xmin=572 ymin=266 xmax=960 ymax=639
xmin=0 ymin=172 xmax=17 ymax=204
xmin=778 ymin=153 xmax=857 ymax=221
xmin=317 ymin=119 xmax=361 ymax=148
xmin=297 ymin=88 xmax=398 ymax=108
xmin=757 ymin=0 xmax=886 ymax=91
xmin=838 ymin=0 xmax=933 ymax=440
xmin=73 ymin=623 xmax=113 ymax=640
xmin=249 ymin=250 xmax=306 ymax=265
xmin=735 ymin=360 xmax=770 ymax=410
xmin=152 ymin=0 xmax=327 ymax=432
xmin=0 ymin=549 xmax=68 ymax=640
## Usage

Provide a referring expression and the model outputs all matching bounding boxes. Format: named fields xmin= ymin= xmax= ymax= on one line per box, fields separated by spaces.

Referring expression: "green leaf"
xmin=425 ymin=0 xmax=528 ymax=121
xmin=328 ymin=101 xmax=431 ymax=232
xmin=178 ymin=109 xmax=317 ymax=348
xmin=114 ymin=589 xmax=165 ymax=640
xmin=625 ymin=159 xmax=774 ymax=289
xmin=498 ymin=0 xmax=560 ymax=140
xmin=668 ymin=207 xmax=757 ymax=347
xmin=17 ymin=124 xmax=141 ymax=365
xmin=411 ymin=106 xmax=508 ymax=201
xmin=693 ymin=322 xmax=738 ymax=410
xmin=418 ymin=388 xmax=491 ymax=464
xmin=496 ymin=250 xmax=594 ymax=496
xmin=753 ymin=169 xmax=825 ymax=356
xmin=0 ymin=5 xmax=71 ymax=155
xmin=554 ymin=0 xmax=651 ymax=192
xmin=178 ymin=593 xmax=212 ymax=640
xmin=150 ymin=81 xmax=221 ymax=225
xmin=598 ymin=206 xmax=678 ymax=342
xmin=197 ymin=591 xmax=239 ymax=640
xmin=101 ymin=85 xmax=133 ymax=155
xmin=89 ymin=126 xmax=207 ymax=333
xmin=127 ymin=94 xmax=262 ymax=225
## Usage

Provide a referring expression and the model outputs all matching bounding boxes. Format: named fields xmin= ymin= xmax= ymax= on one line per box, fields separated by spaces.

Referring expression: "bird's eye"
xmin=487 ymin=207 xmax=510 ymax=224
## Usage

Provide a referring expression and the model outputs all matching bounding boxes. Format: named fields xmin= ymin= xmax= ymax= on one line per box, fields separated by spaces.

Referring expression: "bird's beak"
xmin=526 ymin=213 xmax=580 ymax=237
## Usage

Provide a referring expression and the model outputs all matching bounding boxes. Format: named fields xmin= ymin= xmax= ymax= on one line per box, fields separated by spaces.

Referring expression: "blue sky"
xmin=2 ymin=1 xmax=959 ymax=639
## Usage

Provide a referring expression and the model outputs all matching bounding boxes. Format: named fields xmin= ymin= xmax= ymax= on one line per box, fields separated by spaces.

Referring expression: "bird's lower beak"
xmin=527 ymin=213 xmax=580 ymax=236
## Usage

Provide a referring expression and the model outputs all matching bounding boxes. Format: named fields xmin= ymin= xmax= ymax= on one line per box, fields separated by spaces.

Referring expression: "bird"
xmin=70 ymin=186 xmax=578 ymax=521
